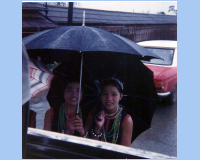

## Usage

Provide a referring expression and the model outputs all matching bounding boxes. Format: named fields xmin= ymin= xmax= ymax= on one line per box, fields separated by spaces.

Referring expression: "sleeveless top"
xmin=51 ymin=105 xmax=81 ymax=135
xmin=86 ymin=107 xmax=131 ymax=144
xmin=102 ymin=107 xmax=130 ymax=144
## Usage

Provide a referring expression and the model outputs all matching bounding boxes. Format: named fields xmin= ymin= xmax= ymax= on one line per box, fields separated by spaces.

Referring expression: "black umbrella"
xmin=23 ymin=26 xmax=160 ymax=141
xmin=46 ymin=52 xmax=158 ymax=141
xmin=23 ymin=26 xmax=160 ymax=61
xmin=23 ymin=26 xmax=160 ymax=109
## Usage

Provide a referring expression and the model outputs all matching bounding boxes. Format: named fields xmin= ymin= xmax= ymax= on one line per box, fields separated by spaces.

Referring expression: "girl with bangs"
xmin=85 ymin=77 xmax=133 ymax=147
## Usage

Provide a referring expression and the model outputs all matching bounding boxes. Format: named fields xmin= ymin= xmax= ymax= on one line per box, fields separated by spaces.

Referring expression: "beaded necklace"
xmin=104 ymin=106 xmax=121 ymax=119
xmin=103 ymin=106 xmax=122 ymax=143
xmin=59 ymin=104 xmax=81 ymax=133
xmin=64 ymin=107 xmax=71 ymax=121
xmin=104 ymin=106 xmax=120 ymax=116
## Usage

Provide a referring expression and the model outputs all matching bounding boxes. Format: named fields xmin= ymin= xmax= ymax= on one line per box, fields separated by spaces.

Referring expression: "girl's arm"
xmin=89 ymin=111 xmax=104 ymax=140
xmin=120 ymin=116 xmax=133 ymax=147
xmin=43 ymin=109 xmax=52 ymax=131
xmin=85 ymin=111 xmax=104 ymax=140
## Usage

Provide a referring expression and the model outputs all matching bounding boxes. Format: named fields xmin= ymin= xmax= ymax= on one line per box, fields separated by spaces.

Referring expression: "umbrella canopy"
xmin=23 ymin=26 xmax=160 ymax=141
xmin=23 ymin=26 xmax=160 ymax=62
xmin=47 ymin=52 xmax=159 ymax=141
xmin=29 ymin=59 xmax=54 ymax=98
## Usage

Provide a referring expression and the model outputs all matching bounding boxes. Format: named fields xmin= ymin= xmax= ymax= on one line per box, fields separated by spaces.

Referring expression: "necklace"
xmin=103 ymin=111 xmax=122 ymax=143
xmin=104 ymin=107 xmax=121 ymax=120
xmin=59 ymin=103 xmax=81 ymax=133
xmin=104 ymin=105 xmax=120 ymax=116
xmin=59 ymin=104 xmax=67 ymax=133
xmin=64 ymin=106 xmax=71 ymax=121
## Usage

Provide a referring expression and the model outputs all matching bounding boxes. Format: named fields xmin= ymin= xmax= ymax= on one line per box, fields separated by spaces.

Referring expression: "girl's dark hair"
xmin=100 ymin=77 xmax=123 ymax=94
xmin=64 ymin=77 xmax=83 ymax=92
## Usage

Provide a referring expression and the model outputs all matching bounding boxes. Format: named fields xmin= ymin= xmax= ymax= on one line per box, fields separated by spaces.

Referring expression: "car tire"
xmin=168 ymin=84 xmax=177 ymax=105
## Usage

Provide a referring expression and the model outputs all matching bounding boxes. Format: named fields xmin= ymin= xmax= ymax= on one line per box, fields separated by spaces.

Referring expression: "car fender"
xmin=157 ymin=67 xmax=177 ymax=81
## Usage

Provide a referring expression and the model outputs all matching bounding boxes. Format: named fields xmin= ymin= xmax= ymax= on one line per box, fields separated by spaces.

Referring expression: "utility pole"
xmin=68 ymin=2 xmax=73 ymax=25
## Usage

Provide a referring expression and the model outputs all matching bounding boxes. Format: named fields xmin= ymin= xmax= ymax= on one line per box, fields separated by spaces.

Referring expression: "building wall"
xmin=22 ymin=3 xmax=177 ymax=42
xmin=98 ymin=24 xmax=177 ymax=43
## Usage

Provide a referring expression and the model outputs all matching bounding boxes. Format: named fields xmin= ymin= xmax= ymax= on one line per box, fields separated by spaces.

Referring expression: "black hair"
xmin=100 ymin=78 xmax=123 ymax=94
xmin=64 ymin=77 xmax=83 ymax=92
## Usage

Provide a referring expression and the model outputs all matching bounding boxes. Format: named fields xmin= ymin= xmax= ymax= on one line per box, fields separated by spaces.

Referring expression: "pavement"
xmin=131 ymin=102 xmax=177 ymax=157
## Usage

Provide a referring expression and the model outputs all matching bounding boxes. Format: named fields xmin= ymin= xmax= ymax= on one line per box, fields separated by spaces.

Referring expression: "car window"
xmin=141 ymin=47 xmax=175 ymax=65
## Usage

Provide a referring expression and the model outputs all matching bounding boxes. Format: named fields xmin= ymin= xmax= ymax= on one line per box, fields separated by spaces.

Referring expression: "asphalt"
xmin=131 ymin=101 xmax=177 ymax=157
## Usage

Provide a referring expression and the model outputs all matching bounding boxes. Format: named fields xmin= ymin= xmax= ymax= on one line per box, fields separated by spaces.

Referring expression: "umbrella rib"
xmin=119 ymin=104 xmax=150 ymax=128
xmin=23 ymin=29 xmax=51 ymax=45
xmin=123 ymin=95 xmax=159 ymax=101
xmin=83 ymin=63 xmax=101 ymax=92
xmin=113 ymin=33 xmax=141 ymax=56
xmin=112 ymin=64 xmax=121 ymax=79
xmin=53 ymin=70 xmax=69 ymax=78
xmin=82 ymin=97 xmax=99 ymax=107
xmin=84 ymin=84 xmax=99 ymax=93
xmin=50 ymin=26 xmax=79 ymax=48
xmin=90 ymin=28 xmax=108 ymax=48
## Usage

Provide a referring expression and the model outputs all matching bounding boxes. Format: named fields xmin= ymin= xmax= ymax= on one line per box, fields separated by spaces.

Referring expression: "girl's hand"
xmin=94 ymin=111 xmax=105 ymax=134
xmin=67 ymin=115 xmax=85 ymax=136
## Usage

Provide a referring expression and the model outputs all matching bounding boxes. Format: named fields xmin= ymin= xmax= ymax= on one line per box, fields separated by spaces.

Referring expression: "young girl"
xmin=85 ymin=78 xmax=133 ymax=147
xmin=44 ymin=79 xmax=86 ymax=137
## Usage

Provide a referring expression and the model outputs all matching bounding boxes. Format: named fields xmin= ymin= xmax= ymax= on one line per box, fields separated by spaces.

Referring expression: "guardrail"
xmin=25 ymin=128 xmax=176 ymax=159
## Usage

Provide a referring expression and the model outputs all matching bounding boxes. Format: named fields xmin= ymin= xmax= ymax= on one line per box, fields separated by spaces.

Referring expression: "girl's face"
xmin=101 ymin=84 xmax=123 ymax=113
xmin=64 ymin=82 xmax=82 ymax=107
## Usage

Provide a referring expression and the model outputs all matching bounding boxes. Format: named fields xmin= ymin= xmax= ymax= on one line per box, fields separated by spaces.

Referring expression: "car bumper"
xmin=157 ymin=92 xmax=170 ymax=97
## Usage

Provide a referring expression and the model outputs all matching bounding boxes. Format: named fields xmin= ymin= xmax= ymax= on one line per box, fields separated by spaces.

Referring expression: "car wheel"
xmin=168 ymin=84 xmax=177 ymax=105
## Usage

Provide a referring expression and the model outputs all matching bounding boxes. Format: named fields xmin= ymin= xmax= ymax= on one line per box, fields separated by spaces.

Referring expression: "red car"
xmin=137 ymin=40 xmax=177 ymax=104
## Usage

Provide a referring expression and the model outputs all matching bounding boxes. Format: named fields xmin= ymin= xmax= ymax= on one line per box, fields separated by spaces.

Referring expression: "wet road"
xmin=131 ymin=101 xmax=177 ymax=157
xmin=30 ymin=90 xmax=177 ymax=157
